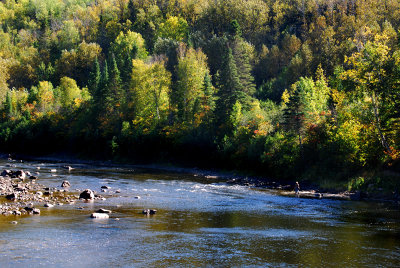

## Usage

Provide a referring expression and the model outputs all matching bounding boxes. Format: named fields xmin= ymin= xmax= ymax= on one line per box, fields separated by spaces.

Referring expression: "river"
xmin=0 ymin=159 xmax=399 ymax=267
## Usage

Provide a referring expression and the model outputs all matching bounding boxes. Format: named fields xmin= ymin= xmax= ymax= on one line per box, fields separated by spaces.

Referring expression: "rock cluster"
xmin=0 ymin=169 xmax=104 ymax=216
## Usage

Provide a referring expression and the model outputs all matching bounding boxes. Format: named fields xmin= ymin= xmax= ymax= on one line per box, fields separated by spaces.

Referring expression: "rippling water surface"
xmin=0 ymin=159 xmax=399 ymax=267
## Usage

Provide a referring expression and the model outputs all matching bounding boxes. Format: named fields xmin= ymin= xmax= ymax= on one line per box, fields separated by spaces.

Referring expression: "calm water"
xmin=0 ymin=159 xmax=399 ymax=267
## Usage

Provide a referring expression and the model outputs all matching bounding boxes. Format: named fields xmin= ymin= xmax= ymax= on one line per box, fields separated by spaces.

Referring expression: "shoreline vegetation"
xmin=0 ymin=0 xmax=400 ymax=199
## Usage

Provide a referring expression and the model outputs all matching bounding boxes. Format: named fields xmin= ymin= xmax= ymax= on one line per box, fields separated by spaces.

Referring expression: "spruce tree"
xmin=4 ymin=91 xmax=12 ymax=117
xmin=232 ymin=38 xmax=256 ymax=98
xmin=214 ymin=48 xmax=243 ymax=134
xmin=88 ymin=56 xmax=100 ymax=96
xmin=284 ymin=88 xmax=305 ymax=147
xmin=128 ymin=0 xmax=137 ymax=24
xmin=201 ymin=72 xmax=215 ymax=127
xmin=108 ymin=54 xmax=123 ymax=110
xmin=95 ymin=59 xmax=109 ymax=112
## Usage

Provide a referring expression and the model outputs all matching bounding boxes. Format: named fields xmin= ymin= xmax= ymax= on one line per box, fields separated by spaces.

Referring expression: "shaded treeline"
xmin=1 ymin=0 xmax=400 ymax=190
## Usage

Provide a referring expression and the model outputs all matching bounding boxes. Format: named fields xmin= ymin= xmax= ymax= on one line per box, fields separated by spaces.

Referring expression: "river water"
xmin=0 ymin=159 xmax=399 ymax=267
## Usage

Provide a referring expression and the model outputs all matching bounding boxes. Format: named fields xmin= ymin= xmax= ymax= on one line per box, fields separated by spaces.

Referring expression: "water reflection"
xmin=0 ymin=159 xmax=399 ymax=267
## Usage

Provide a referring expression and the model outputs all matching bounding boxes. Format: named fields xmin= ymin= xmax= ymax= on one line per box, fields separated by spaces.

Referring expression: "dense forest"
xmin=1 ymin=0 xmax=400 ymax=191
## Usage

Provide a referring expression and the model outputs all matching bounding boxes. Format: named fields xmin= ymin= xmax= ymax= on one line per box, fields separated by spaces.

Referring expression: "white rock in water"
xmin=50 ymin=169 xmax=57 ymax=173
xmin=90 ymin=213 xmax=109 ymax=219
xmin=134 ymin=196 xmax=141 ymax=199
xmin=44 ymin=203 xmax=54 ymax=208
xmin=11 ymin=221 xmax=18 ymax=225
xmin=32 ymin=208 xmax=40 ymax=214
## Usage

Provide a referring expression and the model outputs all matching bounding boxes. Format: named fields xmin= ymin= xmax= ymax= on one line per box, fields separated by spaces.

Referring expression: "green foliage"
xmin=157 ymin=16 xmax=188 ymax=41
xmin=174 ymin=45 xmax=209 ymax=123
xmin=0 ymin=0 xmax=399 ymax=187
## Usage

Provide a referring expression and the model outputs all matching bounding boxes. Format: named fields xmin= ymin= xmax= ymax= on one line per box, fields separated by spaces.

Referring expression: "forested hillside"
xmin=1 ymin=0 xmax=400 ymax=190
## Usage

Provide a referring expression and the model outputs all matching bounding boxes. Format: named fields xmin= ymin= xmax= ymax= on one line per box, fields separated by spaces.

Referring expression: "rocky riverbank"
xmin=2 ymin=153 xmax=400 ymax=204
xmin=0 ymin=167 xmax=105 ymax=216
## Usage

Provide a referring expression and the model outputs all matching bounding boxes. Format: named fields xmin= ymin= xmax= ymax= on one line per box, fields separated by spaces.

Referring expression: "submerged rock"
xmin=142 ymin=209 xmax=157 ymax=215
xmin=79 ymin=189 xmax=95 ymax=200
xmin=63 ymin=166 xmax=74 ymax=171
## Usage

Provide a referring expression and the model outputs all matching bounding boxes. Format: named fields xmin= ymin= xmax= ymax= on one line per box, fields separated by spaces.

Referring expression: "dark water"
xmin=0 ymin=159 xmax=399 ymax=267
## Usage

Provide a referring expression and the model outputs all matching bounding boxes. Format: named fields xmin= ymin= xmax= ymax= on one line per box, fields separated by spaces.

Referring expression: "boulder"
xmin=32 ymin=208 xmax=40 ymax=214
xmin=14 ymin=170 xmax=26 ymax=179
xmin=24 ymin=207 xmax=33 ymax=212
xmin=79 ymin=189 xmax=95 ymax=200
xmin=90 ymin=213 xmax=109 ymax=219
xmin=13 ymin=210 xmax=22 ymax=216
xmin=29 ymin=175 xmax=37 ymax=180
xmin=96 ymin=208 xmax=112 ymax=214
xmin=61 ymin=180 xmax=71 ymax=187
xmin=63 ymin=166 xmax=74 ymax=171
xmin=1 ymin=170 xmax=11 ymax=177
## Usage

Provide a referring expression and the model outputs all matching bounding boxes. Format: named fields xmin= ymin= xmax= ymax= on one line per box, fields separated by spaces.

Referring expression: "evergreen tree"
xmin=107 ymin=54 xmax=123 ymax=110
xmin=128 ymin=0 xmax=137 ymax=24
xmin=88 ymin=56 xmax=100 ymax=96
xmin=202 ymin=72 xmax=215 ymax=126
xmin=284 ymin=88 xmax=305 ymax=148
xmin=214 ymin=48 xmax=243 ymax=134
xmin=96 ymin=59 xmax=109 ymax=111
xmin=4 ymin=91 xmax=13 ymax=117
xmin=232 ymin=38 xmax=256 ymax=99
xmin=121 ymin=53 xmax=133 ymax=93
